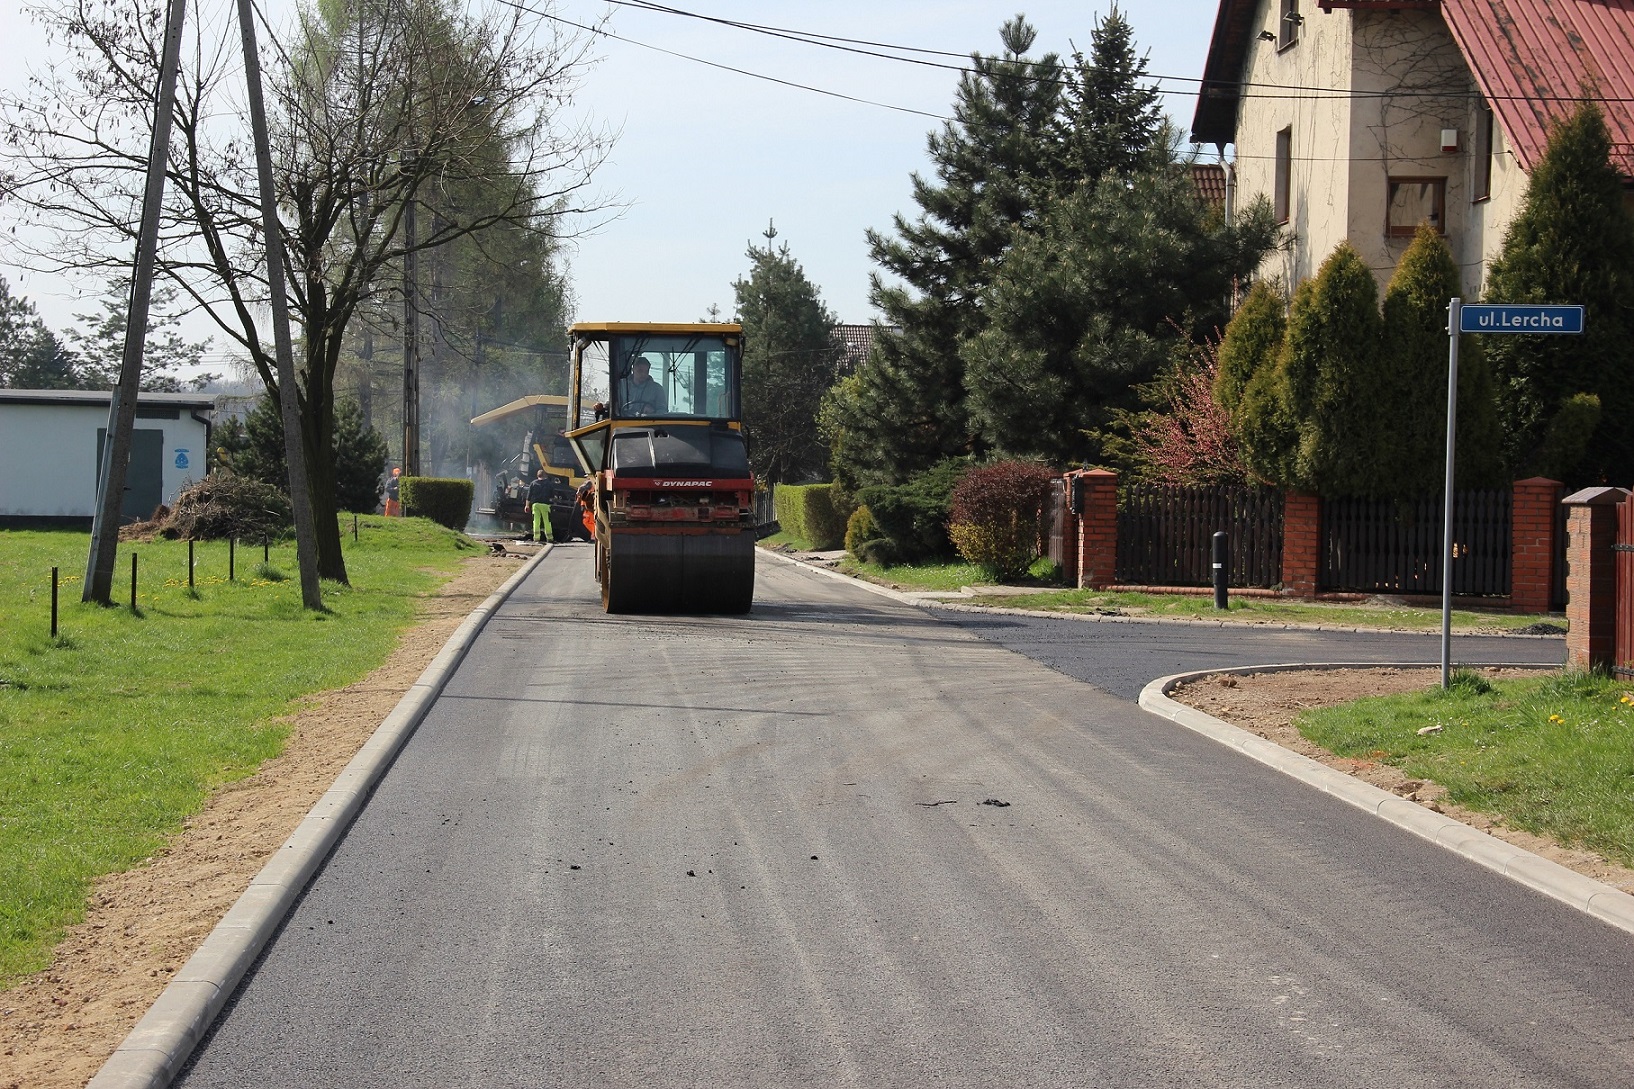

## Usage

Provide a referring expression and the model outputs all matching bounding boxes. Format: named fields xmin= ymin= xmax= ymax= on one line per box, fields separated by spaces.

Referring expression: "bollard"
xmin=51 ymin=566 xmax=58 ymax=638
xmin=188 ymin=539 xmax=195 ymax=589
xmin=1212 ymin=531 xmax=1229 ymax=610
xmin=353 ymin=514 xmax=359 ymax=541
xmin=263 ymin=535 xmax=269 ymax=563
xmin=130 ymin=553 xmax=138 ymax=612
xmin=230 ymin=538 xmax=236 ymax=582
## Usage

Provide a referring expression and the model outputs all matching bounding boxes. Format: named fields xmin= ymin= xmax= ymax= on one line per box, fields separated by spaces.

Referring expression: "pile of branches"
xmin=124 ymin=471 xmax=293 ymax=542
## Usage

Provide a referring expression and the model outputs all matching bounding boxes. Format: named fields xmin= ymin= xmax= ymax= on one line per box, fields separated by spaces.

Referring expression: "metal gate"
xmin=1616 ymin=495 xmax=1634 ymax=679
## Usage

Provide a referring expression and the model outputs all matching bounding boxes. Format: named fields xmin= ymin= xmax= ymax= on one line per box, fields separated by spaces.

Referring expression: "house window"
xmin=1279 ymin=0 xmax=1302 ymax=49
xmin=1387 ymin=177 xmax=1446 ymax=236
xmin=1472 ymin=101 xmax=1494 ymax=202
xmin=1275 ymin=127 xmax=1292 ymax=223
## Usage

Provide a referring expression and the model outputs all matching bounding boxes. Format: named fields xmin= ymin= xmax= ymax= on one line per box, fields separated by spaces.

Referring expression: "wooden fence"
xmin=1320 ymin=490 xmax=1510 ymax=596
xmin=1116 ymin=484 xmax=1283 ymax=588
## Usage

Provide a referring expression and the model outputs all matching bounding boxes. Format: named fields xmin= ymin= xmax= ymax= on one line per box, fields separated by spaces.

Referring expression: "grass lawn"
xmin=1296 ymin=671 xmax=1634 ymax=869
xmin=0 ymin=518 xmax=484 ymax=987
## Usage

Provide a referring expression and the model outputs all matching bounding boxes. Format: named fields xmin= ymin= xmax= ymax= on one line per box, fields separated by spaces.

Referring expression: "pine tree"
xmin=962 ymin=165 xmax=1277 ymax=463
xmin=829 ymin=17 xmax=1066 ymax=487
xmin=732 ymin=223 xmax=838 ymax=485
xmin=1379 ymin=225 xmax=1502 ymax=494
xmin=1483 ymin=101 xmax=1634 ymax=485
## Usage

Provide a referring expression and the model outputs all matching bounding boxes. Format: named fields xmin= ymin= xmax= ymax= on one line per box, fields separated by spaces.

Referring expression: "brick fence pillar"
xmin=1510 ymin=477 xmax=1563 ymax=613
xmin=1563 ymin=486 xmax=1630 ymax=672
xmin=1071 ymin=468 xmax=1118 ymax=589
xmin=1281 ymin=490 xmax=1320 ymax=599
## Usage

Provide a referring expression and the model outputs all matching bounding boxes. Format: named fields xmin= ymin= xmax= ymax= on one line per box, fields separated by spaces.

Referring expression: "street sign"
xmin=1458 ymin=303 xmax=1585 ymax=334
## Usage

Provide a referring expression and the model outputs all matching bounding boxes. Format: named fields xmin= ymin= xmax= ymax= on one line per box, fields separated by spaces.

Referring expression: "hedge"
xmin=400 ymin=476 xmax=474 ymax=532
xmin=774 ymin=483 xmax=848 ymax=550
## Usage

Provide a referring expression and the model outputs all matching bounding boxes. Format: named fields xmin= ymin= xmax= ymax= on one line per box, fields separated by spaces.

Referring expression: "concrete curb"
xmin=1139 ymin=664 xmax=1634 ymax=938
xmin=755 ymin=547 xmax=1565 ymax=638
xmin=87 ymin=545 xmax=552 ymax=1089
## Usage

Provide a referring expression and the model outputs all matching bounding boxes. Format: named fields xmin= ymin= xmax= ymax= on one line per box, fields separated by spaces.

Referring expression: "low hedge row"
xmin=401 ymin=476 xmax=475 ymax=532
xmin=774 ymin=484 xmax=847 ymax=551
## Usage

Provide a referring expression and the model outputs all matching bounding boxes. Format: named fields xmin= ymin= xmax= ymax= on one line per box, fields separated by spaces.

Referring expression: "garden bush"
xmin=774 ymin=483 xmax=847 ymax=550
xmin=854 ymin=457 xmax=970 ymax=562
xmin=401 ymin=477 xmax=474 ymax=532
xmin=946 ymin=459 xmax=1056 ymax=581
xmin=844 ymin=505 xmax=877 ymax=555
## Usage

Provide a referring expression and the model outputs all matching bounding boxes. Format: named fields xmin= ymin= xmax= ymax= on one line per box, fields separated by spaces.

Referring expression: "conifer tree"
xmin=1379 ymin=225 xmax=1502 ymax=494
xmin=1483 ymin=101 xmax=1634 ymax=485
xmin=1214 ymin=280 xmax=1285 ymax=419
xmin=1061 ymin=3 xmax=1166 ymax=183
xmin=827 ymin=17 xmax=1065 ymax=487
xmin=1282 ymin=243 xmax=1385 ymax=496
xmin=733 ymin=223 xmax=838 ymax=485
xmin=962 ymin=165 xmax=1276 ymax=464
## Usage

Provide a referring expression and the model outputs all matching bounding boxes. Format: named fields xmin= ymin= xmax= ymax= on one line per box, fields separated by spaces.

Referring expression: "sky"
xmin=0 ymin=0 xmax=1222 ymax=357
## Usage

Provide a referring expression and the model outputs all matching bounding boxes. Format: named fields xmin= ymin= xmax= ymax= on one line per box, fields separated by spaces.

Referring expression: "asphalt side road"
xmin=177 ymin=549 xmax=1623 ymax=1088
xmin=926 ymin=607 xmax=1565 ymax=700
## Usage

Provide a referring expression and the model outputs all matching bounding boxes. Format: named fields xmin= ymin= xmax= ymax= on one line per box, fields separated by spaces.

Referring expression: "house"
xmin=829 ymin=323 xmax=900 ymax=378
xmin=0 ymin=389 xmax=214 ymax=527
xmin=1192 ymin=0 xmax=1634 ymax=293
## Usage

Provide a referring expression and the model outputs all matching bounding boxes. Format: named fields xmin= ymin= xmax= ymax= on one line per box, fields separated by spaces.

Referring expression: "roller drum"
xmin=602 ymin=528 xmax=755 ymax=614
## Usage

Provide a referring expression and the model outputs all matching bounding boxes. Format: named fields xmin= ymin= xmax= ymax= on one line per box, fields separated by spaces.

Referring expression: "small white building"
xmin=0 ymin=389 xmax=214 ymax=526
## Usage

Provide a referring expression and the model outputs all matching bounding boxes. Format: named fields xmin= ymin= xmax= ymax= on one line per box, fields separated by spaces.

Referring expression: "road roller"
xmin=563 ymin=322 xmax=756 ymax=613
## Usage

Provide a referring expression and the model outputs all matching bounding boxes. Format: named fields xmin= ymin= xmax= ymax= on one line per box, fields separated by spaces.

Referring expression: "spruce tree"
xmin=1484 ymin=101 xmax=1634 ymax=485
xmin=1062 ymin=4 xmax=1167 ymax=183
xmin=830 ymin=17 xmax=1065 ymax=487
xmin=733 ymin=223 xmax=839 ymax=485
xmin=1380 ymin=224 xmax=1502 ymax=494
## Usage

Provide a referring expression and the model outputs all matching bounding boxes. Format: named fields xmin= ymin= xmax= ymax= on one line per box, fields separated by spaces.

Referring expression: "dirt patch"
xmin=0 ymin=551 xmax=533 ymax=1089
xmin=1169 ymin=666 xmax=1634 ymax=897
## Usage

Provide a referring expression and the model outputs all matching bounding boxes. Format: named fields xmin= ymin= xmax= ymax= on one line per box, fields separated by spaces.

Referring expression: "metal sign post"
xmin=1443 ymin=299 xmax=1585 ymax=688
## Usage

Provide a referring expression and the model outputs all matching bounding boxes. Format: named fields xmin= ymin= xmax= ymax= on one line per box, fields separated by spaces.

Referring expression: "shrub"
xmin=853 ymin=537 xmax=899 ymax=567
xmin=163 ymin=471 xmax=292 ymax=541
xmin=854 ymin=457 xmax=970 ymax=562
xmin=401 ymin=477 xmax=474 ymax=532
xmin=774 ymin=483 xmax=847 ymax=549
xmin=946 ymin=459 xmax=1056 ymax=581
xmin=844 ymin=505 xmax=877 ymax=555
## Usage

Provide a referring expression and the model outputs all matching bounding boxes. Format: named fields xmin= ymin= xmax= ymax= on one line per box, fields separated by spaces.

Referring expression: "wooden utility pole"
xmin=236 ymin=0 xmax=323 ymax=610
xmin=82 ymin=0 xmax=187 ymax=604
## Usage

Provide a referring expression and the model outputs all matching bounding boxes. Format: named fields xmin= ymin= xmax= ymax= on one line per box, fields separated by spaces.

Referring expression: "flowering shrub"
xmin=947 ymin=460 xmax=1056 ymax=581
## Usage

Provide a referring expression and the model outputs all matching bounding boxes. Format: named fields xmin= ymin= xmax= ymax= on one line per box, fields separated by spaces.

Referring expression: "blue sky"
xmin=0 ymin=0 xmax=1221 ymax=348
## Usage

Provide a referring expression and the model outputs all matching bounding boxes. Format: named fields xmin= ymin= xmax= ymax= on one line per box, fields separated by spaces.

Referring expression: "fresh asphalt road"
xmin=177 ymin=549 xmax=1627 ymax=1088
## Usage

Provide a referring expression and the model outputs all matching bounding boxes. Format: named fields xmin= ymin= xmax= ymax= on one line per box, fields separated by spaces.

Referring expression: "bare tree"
xmin=2 ymin=0 xmax=613 ymax=582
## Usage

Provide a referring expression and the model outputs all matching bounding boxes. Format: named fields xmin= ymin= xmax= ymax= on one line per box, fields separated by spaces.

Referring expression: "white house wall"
xmin=0 ymin=403 xmax=208 ymax=519
xmin=1233 ymin=3 xmax=1522 ymax=298
xmin=1234 ymin=0 xmax=1356 ymax=292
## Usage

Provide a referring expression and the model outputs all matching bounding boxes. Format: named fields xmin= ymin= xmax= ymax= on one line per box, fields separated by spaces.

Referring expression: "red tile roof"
xmin=1191 ymin=163 xmax=1229 ymax=213
xmin=1442 ymin=0 xmax=1634 ymax=175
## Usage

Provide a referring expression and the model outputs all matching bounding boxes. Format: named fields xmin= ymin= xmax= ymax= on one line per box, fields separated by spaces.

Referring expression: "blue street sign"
xmin=1459 ymin=303 xmax=1584 ymax=334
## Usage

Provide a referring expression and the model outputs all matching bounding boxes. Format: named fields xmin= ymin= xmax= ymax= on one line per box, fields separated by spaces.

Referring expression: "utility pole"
xmin=402 ymin=193 xmax=421 ymax=476
xmin=237 ymin=0 xmax=323 ymax=610
xmin=82 ymin=0 xmax=187 ymax=604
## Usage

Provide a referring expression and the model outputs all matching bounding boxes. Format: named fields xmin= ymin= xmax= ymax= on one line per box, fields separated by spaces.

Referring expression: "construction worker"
xmin=524 ymin=468 xmax=552 ymax=543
